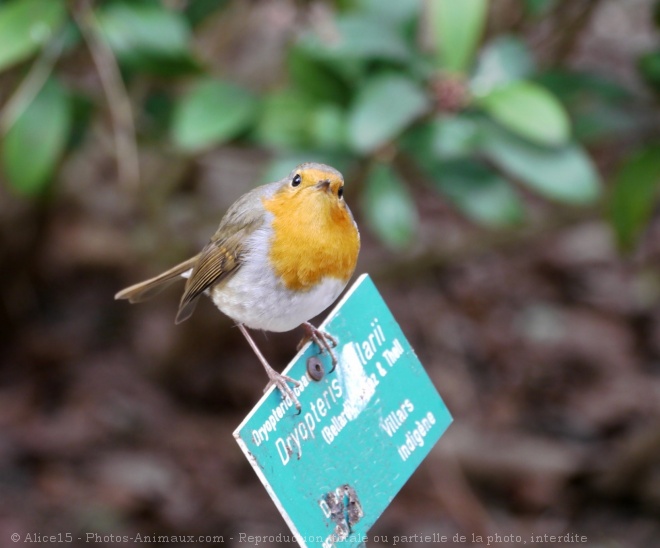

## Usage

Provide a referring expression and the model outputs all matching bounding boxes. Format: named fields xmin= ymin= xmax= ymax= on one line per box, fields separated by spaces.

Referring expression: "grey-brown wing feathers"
xmin=174 ymin=240 xmax=241 ymax=323
xmin=174 ymin=183 xmax=275 ymax=324
xmin=115 ymin=256 xmax=198 ymax=303
xmin=116 ymin=181 xmax=276 ymax=324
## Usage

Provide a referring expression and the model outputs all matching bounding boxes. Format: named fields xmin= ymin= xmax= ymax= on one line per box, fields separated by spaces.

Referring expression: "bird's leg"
xmin=237 ymin=324 xmax=301 ymax=411
xmin=300 ymin=322 xmax=339 ymax=372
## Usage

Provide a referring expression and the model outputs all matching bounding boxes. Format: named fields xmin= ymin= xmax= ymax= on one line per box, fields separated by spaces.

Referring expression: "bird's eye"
xmin=338 ymin=186 xmax=344 ymax=199
xmin=292 ymin=174 xmax=302 ymax=187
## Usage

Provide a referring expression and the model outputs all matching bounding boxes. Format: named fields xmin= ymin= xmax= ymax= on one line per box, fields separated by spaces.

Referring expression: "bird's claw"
xmin=301 ymin=322 xmax=339 ymax=372
xmin=265 ymin=369 xmax=301 ymax=412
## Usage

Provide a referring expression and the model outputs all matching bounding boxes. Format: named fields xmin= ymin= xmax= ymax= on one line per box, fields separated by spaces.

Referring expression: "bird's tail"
xmin=115 ymin=255 xmax=198 ymax=303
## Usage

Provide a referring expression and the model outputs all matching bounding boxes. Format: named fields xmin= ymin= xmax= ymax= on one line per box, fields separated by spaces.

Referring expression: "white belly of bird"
xmin=211 ymin=271 xmax=346 ymax=332
xmin=207 ymin=227 xmax=348 ymax=332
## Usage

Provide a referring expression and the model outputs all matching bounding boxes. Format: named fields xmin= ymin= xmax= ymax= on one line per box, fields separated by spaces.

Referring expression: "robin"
xmin=115 ymin=163 xmax=360 ymax=410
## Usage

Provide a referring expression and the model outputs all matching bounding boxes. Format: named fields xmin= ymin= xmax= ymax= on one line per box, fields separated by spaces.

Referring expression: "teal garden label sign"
xmin=234 ymin=274 xmax=453 ymax=547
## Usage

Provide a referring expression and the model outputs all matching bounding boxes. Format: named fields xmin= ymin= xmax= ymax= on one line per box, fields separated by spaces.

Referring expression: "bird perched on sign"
xmin=116 ymin=163 xmax=360 ymax=410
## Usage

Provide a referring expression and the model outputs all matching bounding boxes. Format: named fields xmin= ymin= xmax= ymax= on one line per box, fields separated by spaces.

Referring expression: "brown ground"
xmin=2 ymin=1 xmax=660 ymax=547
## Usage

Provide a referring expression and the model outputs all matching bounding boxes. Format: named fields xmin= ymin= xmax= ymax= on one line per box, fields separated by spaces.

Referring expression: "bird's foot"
xmin=299 ymin=322 xmax=339 ymax=372
xmin=237 ymin=323 xmax=301 ymax=412
xmin=264 ymin=366 xmax=301 ymax=412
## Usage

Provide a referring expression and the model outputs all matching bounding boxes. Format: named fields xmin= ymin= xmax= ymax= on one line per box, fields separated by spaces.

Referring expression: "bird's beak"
xmin=315 ymin=179 xmax=332 ymax=192
xmin=315 ymin=178 xmax=343 ymax=197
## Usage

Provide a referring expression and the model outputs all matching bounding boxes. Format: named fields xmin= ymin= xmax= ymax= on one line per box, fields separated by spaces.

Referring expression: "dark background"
xmin=2 ymin=1 xmax=660 ymax=547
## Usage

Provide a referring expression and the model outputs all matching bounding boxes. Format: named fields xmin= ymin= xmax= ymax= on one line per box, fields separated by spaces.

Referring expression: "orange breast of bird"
xmin=262 ymin=187 xmax=360 ymax=292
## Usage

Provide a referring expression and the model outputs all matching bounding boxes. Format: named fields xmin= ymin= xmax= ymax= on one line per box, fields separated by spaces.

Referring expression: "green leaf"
xmin=639 ymin=50 xmax=660 ymax=94
xmin=291 ymin=11 xmax=423 ymax=89
xmin=524 ymin=0 xmax=558 ymax=17
xmin=287 ymin=45 xmax=350 ymax=104
xmin=310 ymin=105 xmax=347 ymax=150
xmin=0 ymin=0 xmax=66 ymax=72
xmin=402 ymin=119 xmax=522 ymax=226
xmin=428 ymin=159 xmax=524 ymax=227
xmin=355 ymin=0 xmax=421 ymax=26
xmin=184 ymin=0 xmax=230 ymax=27
xmin=431 ymin=0 xmax=488 ymax=73
xmin=2 ymin=78 xmax=71 ymax=195
xmin=480 ymin=122 xmax=600 ymax=204
xmin=254 ymin=90 xmax=317 ymax=150
xmin=362 ymin=163 xmax=418 ymax=248
xmin=67 ymin=93 xmax=94 ymax=149
xmin=572 ymin=101 xmax=638 ymax=145
xmin=327 ymin=15 xmax=413 ymax=62
xmin=430 ymin=115 xmax=482 ymax=159
xmin=96 ymin=3 xmax=198 ymax=75
xmin=471 ymin=36 xmax=535 ymax=95
xmin=142 ymin=89 xmax=174 ymax=138
xmin=477 ymin=80 xmax=570 ymax=146
xmin=536 ymin=69 xmax=631 ymax=104
xmin=534 ymin=70 xmax=634 ymax=145
xmin=401 ymin=114 xmax=482 ymax=162
xmin=348 ymin=74 xmax=430 ymax=154
xmin=609 ymin=144 xmax=660 ymax=250
xmin=171 ymin=79 xmax=258 ymax=152
xmin=298 ymin=14 xmax=413 ymax=66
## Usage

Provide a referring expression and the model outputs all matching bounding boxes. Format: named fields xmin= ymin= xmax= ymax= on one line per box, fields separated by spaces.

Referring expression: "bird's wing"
xmin=175 ymin=184 xmax=275 ymax=324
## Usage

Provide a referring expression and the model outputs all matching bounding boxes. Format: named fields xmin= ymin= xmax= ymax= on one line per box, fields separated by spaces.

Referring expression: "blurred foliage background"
xmin=2 ymin=0 xmax=660 ymax=546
